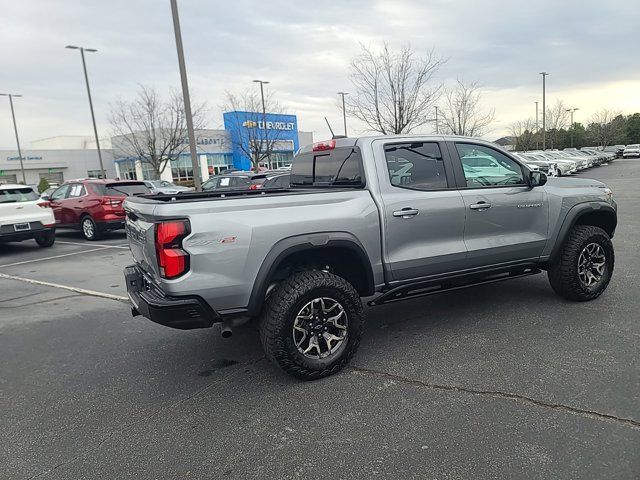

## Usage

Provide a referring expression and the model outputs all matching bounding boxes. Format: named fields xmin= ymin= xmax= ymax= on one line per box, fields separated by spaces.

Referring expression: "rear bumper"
xmin=0 ymin=223 xmax=55 ymax=242
xmin=99 ymin=218 xmax=125 ymax=230
xmin=124 ymin=264 xmax=219 ymax=330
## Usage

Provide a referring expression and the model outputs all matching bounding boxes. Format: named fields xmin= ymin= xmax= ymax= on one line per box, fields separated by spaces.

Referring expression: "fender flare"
xmin=246 ymin=232 xmax=375 ymax=317
xmin=548 ymin=201 xmax=617 ymax=262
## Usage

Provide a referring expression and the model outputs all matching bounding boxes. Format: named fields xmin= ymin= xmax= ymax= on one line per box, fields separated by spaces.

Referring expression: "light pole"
xmin=0 ymin=93 xmax=26 ymax=184
xmin=65 ymin=45 xmax=106 ymax=179
xmin=337 ymin=91 xmax=349 ymax=136
xmin=169 ymin=0 xmax=201 ymax=190
xmin=539 ymin=72 xmax=549 ymax=150
xmin=566 ymin=107 xmax=579 ymax=147
xmin=253 ymin=79 xmax=270 ymax=169
xmin=434 ymin=106 xmax=439 ymax=134
xmin=535 ymin=101 xmax=539 ymax=150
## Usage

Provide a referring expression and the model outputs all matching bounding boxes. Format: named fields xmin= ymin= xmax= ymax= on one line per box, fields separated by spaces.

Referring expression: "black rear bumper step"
xmin=368 ymin=267 xmax=541 ymax=306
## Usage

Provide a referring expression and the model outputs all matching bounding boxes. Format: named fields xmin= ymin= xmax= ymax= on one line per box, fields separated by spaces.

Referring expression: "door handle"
xmin=469 ymin=202 xmax=492 ymax=211
xmin=393 ymin=208 xmax=419 ymax=218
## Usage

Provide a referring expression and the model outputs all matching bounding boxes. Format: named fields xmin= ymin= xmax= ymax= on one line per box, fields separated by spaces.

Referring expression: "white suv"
xmin=622 ymin=144 xmax=640 ymax=158
xmin=0 ymin=184 xmax=56 ymax=247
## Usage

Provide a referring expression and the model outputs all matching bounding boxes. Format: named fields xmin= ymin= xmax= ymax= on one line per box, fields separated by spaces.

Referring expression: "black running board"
xmin=368 ymin=267 xmax=541 ymax=306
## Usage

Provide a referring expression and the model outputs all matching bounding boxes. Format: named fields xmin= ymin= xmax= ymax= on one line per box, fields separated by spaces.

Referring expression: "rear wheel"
xmin=260 ymin=270 xmax=364 ymax=380
xmin=35 ymin=231 xmax=55 ymax=248
xmin=80 ymin=215 xmax=102 ymax=241
xmin=548 ymin=225 xmax=614 ymax=301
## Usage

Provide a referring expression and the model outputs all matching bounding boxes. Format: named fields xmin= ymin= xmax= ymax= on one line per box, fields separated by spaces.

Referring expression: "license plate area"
xmin=14 ymin=223 xmax=31 ymax=232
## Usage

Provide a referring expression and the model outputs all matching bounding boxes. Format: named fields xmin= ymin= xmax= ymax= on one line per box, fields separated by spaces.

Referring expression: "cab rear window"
xmin=0 ymin=187 xmax=39 ymax=203
xmin=290 ymin=147 xmax=364 ymax=187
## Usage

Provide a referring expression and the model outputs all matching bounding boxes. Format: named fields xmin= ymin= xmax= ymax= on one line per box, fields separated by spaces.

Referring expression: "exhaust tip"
xmin=220 ymin=325 xmax=233 ymax=338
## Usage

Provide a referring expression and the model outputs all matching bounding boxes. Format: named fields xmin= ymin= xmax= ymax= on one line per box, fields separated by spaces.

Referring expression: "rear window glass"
xmin=0 ymin=187 xmax=39 ymax=203
xmin=290 ymin=147 xmax=363 ymax=187
xmin=96 ymin=183 xmax=150 ymax=196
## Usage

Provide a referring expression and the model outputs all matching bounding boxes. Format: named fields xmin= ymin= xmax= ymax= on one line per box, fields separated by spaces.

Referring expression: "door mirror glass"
xmin=529 ymin=171 xmax=547 ymax=187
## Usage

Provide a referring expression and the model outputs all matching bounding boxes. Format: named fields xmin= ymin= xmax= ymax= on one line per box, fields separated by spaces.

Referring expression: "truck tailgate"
xmin=123 ymin=200 xmax=158 ymax=278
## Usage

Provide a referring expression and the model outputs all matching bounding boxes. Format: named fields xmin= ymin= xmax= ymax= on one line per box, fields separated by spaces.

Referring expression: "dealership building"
xmin=0 ymin=111 xmax=312 ymax=187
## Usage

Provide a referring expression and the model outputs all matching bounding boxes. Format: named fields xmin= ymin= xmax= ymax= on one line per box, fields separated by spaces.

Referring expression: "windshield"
xmin=100 ymin=183 xmax=151 ymax=196
xmin=0 ymin=187 xmax=39 ymax=203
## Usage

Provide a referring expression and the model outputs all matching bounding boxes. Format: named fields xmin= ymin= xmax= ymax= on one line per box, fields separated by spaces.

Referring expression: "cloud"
xmin=1 ymin=0 xmax=638 ymax=147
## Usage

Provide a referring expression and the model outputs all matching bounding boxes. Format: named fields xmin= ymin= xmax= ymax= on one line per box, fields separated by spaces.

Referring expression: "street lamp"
xmin=169 ymin=0 xmax=201 ymax=190
xmin=337 ymin=91 xmax=349 ymax=136
xmin=539 ymin=72 xmax=549 ymax=150
xmin=566 ymin=107 xmax=579 ymax=147
xmin=534 ymin=101 xmax=539 ymax=150
xmin=253 ymin=79 xmax=271 ymax=169
xmin=65 ymin=45 xmax=106 ymax=179
xmin=0 ymin=93 xmax=26 ymax=183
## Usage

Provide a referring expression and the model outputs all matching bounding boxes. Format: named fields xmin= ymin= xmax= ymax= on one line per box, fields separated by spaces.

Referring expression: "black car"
xmin=201 ymin=172 xmax=266 ymax=192
xmin=261 ymin=172 xmax=290 ymax=189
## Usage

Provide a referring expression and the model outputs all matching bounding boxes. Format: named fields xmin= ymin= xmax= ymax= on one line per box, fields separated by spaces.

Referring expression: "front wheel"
xmin=260 ymin=270 xmax=364 ymax=380
xmin=35 ymin=231 xmax=55 ymax=248
xmin=548 ymin=225 xmax=614 ymax=301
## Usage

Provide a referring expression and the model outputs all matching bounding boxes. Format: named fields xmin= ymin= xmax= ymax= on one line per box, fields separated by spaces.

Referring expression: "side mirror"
xmin=529 ymin=171 xmax=547 ymax=187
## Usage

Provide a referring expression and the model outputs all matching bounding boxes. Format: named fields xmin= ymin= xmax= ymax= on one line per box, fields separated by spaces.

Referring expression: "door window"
xmin=456 ymin=144 xmax=525 ymax=188
xmin=50 ymin=185 xmax=70 ymax=200
xmin=384 ymin=142 xmax=448 ymax=190
xmin=68 ymin=184 xmax=86 ymax=197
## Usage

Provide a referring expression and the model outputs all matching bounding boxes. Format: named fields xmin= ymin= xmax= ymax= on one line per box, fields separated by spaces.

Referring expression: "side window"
xmin=68 ymin=184 xmax=86 ymax=197
xmin=456 ymin=143 xmax=525 ymax=188
xmin=384 ymin=142 xmax=448 ymax=190
xmin=51 ymin=185 xmax=70 ymax=200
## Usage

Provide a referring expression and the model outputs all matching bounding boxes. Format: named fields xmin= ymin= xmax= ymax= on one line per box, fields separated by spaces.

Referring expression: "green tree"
xmin=625 ymin=113 xmax=640 ymax=145
xmin=37 ymin=177 xmax=50 ymax=193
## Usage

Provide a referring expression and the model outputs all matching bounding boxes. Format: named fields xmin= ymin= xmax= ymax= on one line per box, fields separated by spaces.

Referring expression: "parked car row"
xmin=201 ymin=169 xmax=291 ymax=192
xmin=511 ymin=147 xmax=616 ymax=178
xmin=0 ymin=179 xmax=152 ymax=246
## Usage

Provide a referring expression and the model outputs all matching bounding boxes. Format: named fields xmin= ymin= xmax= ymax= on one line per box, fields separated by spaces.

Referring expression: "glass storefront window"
xmin=141 ymin=162 xmax=156 ymax=180
xmin=206 ymin=153 xmax=233 ymax=175
xmin=117 ymin=160 xmax=138 ymax=180
xmin=171 ymin=156 xmax=194 ymax=181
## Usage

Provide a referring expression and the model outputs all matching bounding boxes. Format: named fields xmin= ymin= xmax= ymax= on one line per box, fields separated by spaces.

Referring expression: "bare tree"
xmin=544 ymin=99 xmax=570 ymax=149
xmin=346 ymin=43 xmax=445 ymax=134
xmin=109 ymin=85 xmax=206 ymax=179
xmin=588 ymin=109 xmax=624 ymax=149
xmin=221 ymin=89 xmax=287 ymax=171
xmin=509 ymin=118 xmax=537 ymax=152
xmin=439 ymin=79 xmax=495 ymax=137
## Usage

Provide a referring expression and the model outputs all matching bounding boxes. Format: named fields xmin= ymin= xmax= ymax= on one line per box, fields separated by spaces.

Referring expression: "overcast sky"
xmin=1 ymin=0 xmax=639 ymax=148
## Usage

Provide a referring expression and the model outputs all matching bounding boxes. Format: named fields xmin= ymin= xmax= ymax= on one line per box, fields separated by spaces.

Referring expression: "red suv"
xmin=46 ymin=179 xmax=150 ymax=240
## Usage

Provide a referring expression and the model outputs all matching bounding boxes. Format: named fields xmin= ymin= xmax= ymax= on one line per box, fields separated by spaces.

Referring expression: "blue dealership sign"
xmin=223 ymin=111 xmax=299 ymax=170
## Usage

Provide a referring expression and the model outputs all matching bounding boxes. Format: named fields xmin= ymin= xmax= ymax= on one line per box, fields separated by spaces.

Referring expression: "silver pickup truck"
xmin=124 ymin=135 xmax=617 ymax=380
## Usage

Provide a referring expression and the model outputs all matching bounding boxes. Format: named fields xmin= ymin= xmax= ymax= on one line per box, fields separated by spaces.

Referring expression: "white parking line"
xmin=0 ymin=272 xmax=129 ymax=302
xmin=56 ymin=240 xmax=130 ymax=249
xmin=0 ymin=247 xmax=116 ymax=268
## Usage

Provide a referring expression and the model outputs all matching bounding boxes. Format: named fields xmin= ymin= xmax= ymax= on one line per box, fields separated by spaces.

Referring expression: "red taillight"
xmin=249 ymin=184 xmax=261 ymax=190
xmin=155 ymin=220 xmax=190 ymax=279
xmin=101 ymin=197 xmax=122 ymax=207
xmin=312 ymin=140 xmax=336 ymax=151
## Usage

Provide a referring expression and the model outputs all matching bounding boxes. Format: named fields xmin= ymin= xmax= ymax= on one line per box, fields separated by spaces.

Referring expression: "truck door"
xmin=374 ymin=139 xmax=468 ymax=282
xmin=449 ymin=141 xmax=549 ymax=267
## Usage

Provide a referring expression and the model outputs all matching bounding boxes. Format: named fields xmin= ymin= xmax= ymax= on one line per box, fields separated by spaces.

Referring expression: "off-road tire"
xmin=35 ymin=231 xmax=55 ymax=248
xmin=548 ymin=225 xmax=614 ymax=301
xmin=80 ymin=215 xmax=102 ymax=241
xmin=259 ymin=270 xmax=364 ymax=380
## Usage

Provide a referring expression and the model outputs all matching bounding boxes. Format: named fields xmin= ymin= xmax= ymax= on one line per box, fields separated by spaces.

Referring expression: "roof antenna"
xmin=324 ymin=117 xmax=336 ymax=138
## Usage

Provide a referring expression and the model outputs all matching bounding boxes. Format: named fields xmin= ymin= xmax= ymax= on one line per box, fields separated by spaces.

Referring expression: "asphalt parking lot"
xmin=1 ymin=161 xmax=639 ymax=479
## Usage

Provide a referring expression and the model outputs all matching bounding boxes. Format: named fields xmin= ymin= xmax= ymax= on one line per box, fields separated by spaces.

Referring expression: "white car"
xmin=0 ymin=184 xmax=56 ymax=247
xmin=143 ymin=180 xmax=194 ymax=195
xmin=622 ymin=144 xmax=640 ymax=158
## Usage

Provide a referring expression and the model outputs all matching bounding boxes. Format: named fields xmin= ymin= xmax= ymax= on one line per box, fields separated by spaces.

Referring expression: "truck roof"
xmin=299 ymin=135 xmax=500 ymax=153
